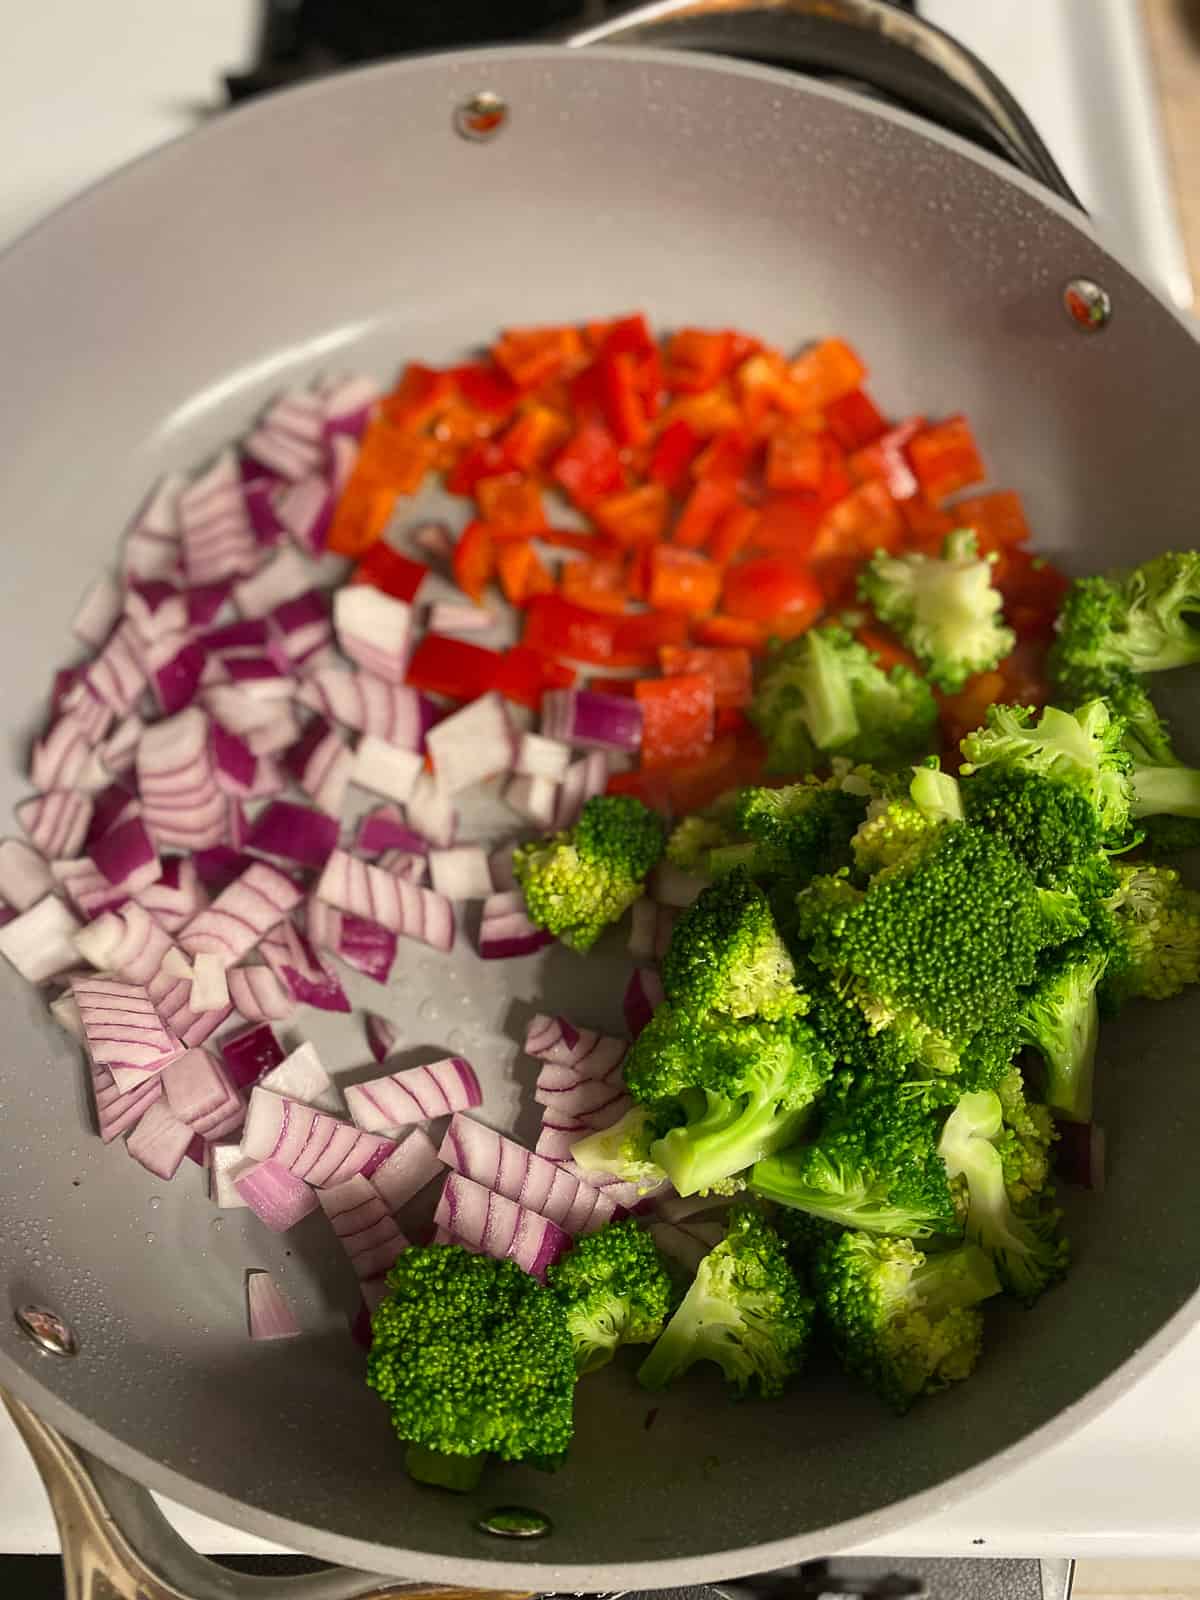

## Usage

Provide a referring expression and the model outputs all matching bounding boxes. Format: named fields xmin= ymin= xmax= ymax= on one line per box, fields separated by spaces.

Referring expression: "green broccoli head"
xmin=569 ymin=1103 xmax=674 ymax=1192
xmin=750 ymin=625 xmax=937 ymax=776
xmin=731 ymin=777 xmax=869 ymax=884
xmin=994 ymin=1065 xmax=1059 ymax=1206
xmin=625 ymin=1004 xmax=833 ymax=1196
xmin=938 ymin=1090 xmax=1068 ymax=1304
xmin=750 ymin=1072 xmax=957 ymax=1239
xmin=812 ymin=1230 xmax=1001 ymax=1411
xmin=858 ymin=529 xmax=1015 ymax=692
xmin=662 ymin=868 xmax=803 ymax=1022
xmin=514 ymin=793 xmax=665 ymax=951
xmin=367 ymin=1244 xmax=576 ymax=1490
xmin=850 ymin=761 xmax=963 ymax=879
xmin=961 ymin=764 xmax=1118 ymax=899
xmin=637 ymin=1205 xmax=814 ymax=1397
xmin=666 ymin=814 xmax=735 ymax=874
xmin=1103 ymin=861 xmax=1200 ymax=1005
xmin=959 ymin=699 xmax=1134 ymax=845
xmin=546 ymin=1220 xmax=673 ymax=1375
xmin=1051 ymin=554 xmax=1200 ymax=694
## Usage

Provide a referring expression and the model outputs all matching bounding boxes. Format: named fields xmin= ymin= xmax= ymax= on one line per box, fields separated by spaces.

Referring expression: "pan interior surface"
xmin=1 ymin=45 xmax=1199 ymax=1587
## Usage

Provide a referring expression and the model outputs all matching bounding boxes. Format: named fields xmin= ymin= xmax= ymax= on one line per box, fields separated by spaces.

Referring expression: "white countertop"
xmin=1 ymin=0 xmax=1195 ymax=1564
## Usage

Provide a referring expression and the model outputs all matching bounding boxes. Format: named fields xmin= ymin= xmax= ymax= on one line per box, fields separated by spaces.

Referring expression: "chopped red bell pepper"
xmin=475 ymin=473 xmax=547 ymax=535
xmin=380 ymin=364 xmax=455 ymax=430
xmin=663 ymin=329 xmax=736 ymax=393
xmin=952 ymin=490 xmax=1031 ymax=554
xmin=611 ymin=609 xmax=688 ymax=660
xmin=747 ymin=493 xmax=825 ymax=556
xmin=691 ymin=614 xmax=770 ymax=654
xmin=450 ymin=361 xmax=521 ymax=418
xmin=494 ymin=645 xmax=576 ymax=710
xmin=350 ymin=543 xmax=429 ymax=604
xmin=599 ymin=313 xmax=657 ymax=361
xmin=500 ymin=406 xmax=571 ymax=473
xmin=354 ymin=424 xmax=433 ymax=493
xmin=496 ymin=541 xmax=554 ymax=608
xmin=936 ymin=670 xmax=1008 ymax=749
xmin=714 ymin=706 xmax=753 ymax=737
xmin=659 ymin=644 xmax=753 ymax=709
xmin=824 ymin=389 xmax=887 ymax=452
xmin=813 ymin=479 xmax=904 ymax=560
xmin=665 ymin=733 xmax=752 ymax=813
xmin=787 ymin=337 xmax=867 ymax=412
xmin=648 ymin=419 xmax=702 ymax=492
xmin=446 ymin=438 xmax=510 ymax=496
xmin=766 ymin=421 xmax=825 ymax=493
xmin=648 ymin=548 xmax=723 ymax=616
xmin=599 ymin=350 xmax=649 ymax=446
xmin=694 ymin=428 xmax=755 ymax=485
xmin=854 ymin=624 xmax=922 ymax=675
xmin=635 ymin=673 xmax=716 ymax=768
xmin=605 ymin=766 xmax=674 ymax=814
xmin=551 ymin=421 xmax=625 ymax=510
xmin=587 ymin=673 xmax=640 ymax=698
xmin=898 ymin=494 xmax=956 ymax=549
xmin=452 ymin=520 xmax=494 ymax=604
xmin=708 ymin=503 xmax=760 ymax=566
xmin=658 ymin=386 xmax=742 ymax=438
xmin=406 ymin=634 xmax=502 ymax=700
xmin=523 ymin=594 xmax=621 ymax=665
xmin=592 ymin=483 xmax=670 ymax=547
xmin=326 ymin=481 xmax=399 ymax=558
xmin=906 ymin=414 xmax=985 ymax=504
xmin=492 ymin=326 xmax=585 ymax=390
xmin=722 ymin=557 xmax=824 ymax=637
xmin=674 ymin=477 xmax=738 ymax=549
xmin=561 ymin=558 xmax=629 ymax=615
xmin=848 ymin=417 xmax=925 ymax=501
xmin=997 ymin=550 xmax=1070 ymax=642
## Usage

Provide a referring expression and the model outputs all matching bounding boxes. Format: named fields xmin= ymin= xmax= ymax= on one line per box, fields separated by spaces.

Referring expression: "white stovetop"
xmin=2 ymin=0 xmax=1196 ymax=1563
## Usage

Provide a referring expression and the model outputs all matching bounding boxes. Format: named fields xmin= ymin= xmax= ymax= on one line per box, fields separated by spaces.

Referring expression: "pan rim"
xmin=1 ymin=39 xmax=1197 ymax=1586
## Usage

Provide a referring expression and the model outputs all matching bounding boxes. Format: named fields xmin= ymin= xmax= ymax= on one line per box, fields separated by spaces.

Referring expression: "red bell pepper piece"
xmin=475 ymin=474 xmax=547 ymax=535
xmin=380 ymin=364 xmax=455 ymax=430
xmin=446 ymin=438 xmax=511 ymax=496
xmin=605 ymin=766 xmax=674 ymax=815
xmin=663 ymin=329 xmax=737 ymax=393
xmin=708 ymin=504 xmax=760 ymax=566
xmin=659 ymin=645 xmax=753 ymax=709
xmin=493 ymin=646 xmax=576 ymax=711
xmin=349 ymin=543 xmax=429 ymax=604
xmin=899 ymin=494 xmax=956 ymax=549
xmin=647 ymin=548 xmax=723 ymax=616
xmin=326 ymin=481 xmax=399 ymax=558
xmin=691 ymin=614 xmax=770 ymax=655
xmin=592 ymin=483 xmax=670 ymax=547
xmin=747 ymin=494 xmax=825 ymax=556
xmin=952 ymin=490 xmax=1031 ymax=554
xmin=612 ymin=610 xmax=688 ymax=661
xmin=496 ymin=542 xmax=554 ymax=608
xmin=635 ymin=673 xmax=716 ymax=768
xmin=587 ymin=673 xmax=640 ymax=698
xmin=450 ymin=361 xmax=521 ymax=418
xmin=648 ymin=419 xmax=702 ymax=492
xmin=405 ymin=635 xmax=502 ymax=701
xmin=854 ymin=624 xmax=922 ymax=675
xmin=551 ymin=421 xmax=625 ymax=510
xmin=848 ymin=416 xmax=925 ymax=501
xmin=787 ymin=337 xmax=868 ymax=412
xmin=722 ymin=557 xmax=824 ymax=637
xmin=694 ymin=428 xmax=755 ymax=485
xmin=523 ymin=595 xmax=623 ymax=666
xmin=599 ymin=313 xmax=656 ymax=361
xmin=500 ymin=406 xmax=571 ymax=473
xmin=906 ymin=414 xmax=986 ymax=504
xmin=766 ymin=421 xmax=825 ymax=493
xmin=451 ymin=520 xmax=494 ymax=604
xmin=665 ymin=733 xmax=751 ymax=814
xmin=813 ymin=480 xmax=904 ymax=561
xmin=824 ymin=389 xmax=887 ymax=452
xmin=492 ymin=326 xmax=585 ymax=389
xmin=674 ymin=477 xmax=738 ymax=549
xmin=997 ymin=550 xmax=1070 ymax=643
xmin=561 ymin=558 xmax=629 ymax=616
xmin=599 ymin=350 xmax=648 ymax=446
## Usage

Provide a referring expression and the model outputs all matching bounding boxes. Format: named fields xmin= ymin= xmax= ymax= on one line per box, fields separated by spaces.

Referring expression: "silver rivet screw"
xmin=14 ymin=1305 xmax=79 ymax=1358
xmin=455 ymin=91 xmax=508 ymax=142
xmin=1063 ymin=278 xmax=1112 ymax=331
xmin=476 ymin=1505 xmax=552 ymax=1539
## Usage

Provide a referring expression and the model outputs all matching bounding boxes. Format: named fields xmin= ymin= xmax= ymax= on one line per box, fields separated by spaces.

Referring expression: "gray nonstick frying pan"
xmin=1 ymin=2 xmax=1198 ymax=1595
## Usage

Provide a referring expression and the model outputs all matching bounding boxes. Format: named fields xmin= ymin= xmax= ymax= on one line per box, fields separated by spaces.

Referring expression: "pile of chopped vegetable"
xmin=6 ymin=314 xmax=1200 ymax=1494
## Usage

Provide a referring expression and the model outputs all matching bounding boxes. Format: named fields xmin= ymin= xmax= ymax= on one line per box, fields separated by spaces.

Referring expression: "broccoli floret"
xmin=750 ymin=1074 xmax=957 ymax=1238
xmin=796 ymin=823 xmax=1056 ymax=1053
xmin=731 ymin=777 xmax=870 ymax=885
xmin=1015 ymin=934 xmax=1113 ymax=1123
xmin=959 ymin=699 xmax=1133 ymax=845
xmin=514 ymin=794 xmax=665 ymax=951
xmin=813 ymin=1230 xmax=1001 ymax=1411
xmin=666 ymin=814 xmax=734 ymax=874
xmin=750 ymin=625 xmax=937 ymax=775
xmin=938 ymin=1091 xmax=1068 ymax=1303
xmin=858 ymin=529 xmax=1015 ymax=692
xmin=1139 ymin=815 xmax=1200 ymax=858
xmin=662 ymin=868 xmax=803 ymax=1022
xmin=546 ymin=1220 xmax=673 ymax=1375
xmin=1103 ymin=861 xmax=1200 ymax=1004
xmin=637 ymin=1205 xmax=813 ymax=1396
xmin=1051 ymin=553 xmax=1200 ymax=692
xmin=569 ymin=1104 xmax=674 ymax=1192
xmin=367 ymin=1245 xmax=575 ymax=1491
xmin=994 ymin=1065 xmax=1058 ymax=1206
xmin=624 ymin=1005 xmax=833 ymax=1196
xmin=852 ymin=761 xmax=962 ymax=877
xmin=961 ymin=764 xmax=1118 ymax=899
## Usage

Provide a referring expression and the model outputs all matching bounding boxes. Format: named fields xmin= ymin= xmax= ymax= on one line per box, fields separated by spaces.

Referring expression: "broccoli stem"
xmin=1040 ymin=991 xmax=1098 ymax=1124
xmin=636 ymin=1281 xmax=733 ymax=1392
xmin=404 ymin=1444 xmax=487 ymax=1493
xmin=750 ymin=1154 xmax=940 ymax=1238
xmin=909 ymin=1247 xmax=1001 ymax=1316
xmin=805 ymin=631 xmax=860 ymax=749
xmin=651 ymin=1094 xmax=813 ymax=1198
xmin=1131 ymin=765 xmax=1200 ymax=819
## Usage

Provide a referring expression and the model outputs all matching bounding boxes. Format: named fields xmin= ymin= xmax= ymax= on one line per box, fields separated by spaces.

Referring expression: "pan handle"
xmin=2 ymin=1390 xmax=526 ymax=1600
xmin=564 ymin=0 xmax=1082 ymax=208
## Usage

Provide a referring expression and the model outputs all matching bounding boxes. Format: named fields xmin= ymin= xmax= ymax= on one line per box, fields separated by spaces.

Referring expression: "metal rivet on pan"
xmin=454 ymin=91 xmax=508 ymax=142
xmin=476 ymin=1505 xmax=552 ymax=1539
xmin=1063 ymin=278 xmax=1112 ymax=331
xmin=14 ymin=1305 xmax=79 ymax=1358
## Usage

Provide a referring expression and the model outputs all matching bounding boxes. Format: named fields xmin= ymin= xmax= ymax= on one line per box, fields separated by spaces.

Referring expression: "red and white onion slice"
xmin=234 ymin=546 xmax=316 ymax=619
xmin=73 ymin=573 xmax=123 ymax=650
xmin=315 ymin=850 xmax=454 ymax=953
xmin=189 ymin=952 xmax=231 ymax=1013
xmin=91 ymin=815 xmax=161 ymax=894
xmin=628 ymin=898 xmax=657 ymax=960
xmin=307 ymin=899 xmax=398 ymax=984
xmin=478 ymin=899 xmax=554 ymax=961
xmin=503 ymin=776 xmax=558 ymax=830
xmin=84 ymin=782 xmax=139 ymax=850
xmin=425 ymin=693 xmax=514 ymax=794
xmin=259 ymin=920 xmax=350 ymax=1012
xmin=30 ymin=712 xmax=107 ymax=795
xmin=345 ymin=1056 xmax=481 ymax=1133
xmin=368 ymin=1129 xmax=443 ymax=1210
xmin=440 ymin=1114 xmax=619 ymax=1236
xmin=334 ymin=588 xmax=413 ymax=685
xmin=364 ymin=1011 xmax=398 ymax=1064
xmin=554 ymin=751 xmax=610 ymax=831
xmin=300 ymin=668 xmax=436 ymax=750
xmin=235 ymin=1159 xmax=319 ymax=1232
xmin=17 ymin=791 xmax=93 ymax=859
xmin=541 ymin=688 xmax=644 ymax=753
xmin=534 ymin=1074 xmax=629 ymax=1121
xmin=428 ymin=847 xmax=493 ymax=901
xmin=427 ymin=602 xmax=496 ymax=635
xmin=74 ymin=904 xmax=173 ymax=984
xmin=221 ymin=1021 xmax=286 ymax=1089
xmin=355 ymin=806 xmax=428 ymax=857
xmin=353 ymin=736 xmax=423 ymax=805
xmin=179 ymin=451 xmax=258 ymax=584
xmin=277 ymin=475 xmax=335 ymax=556
xmin=85 ymin=621 xmax=148 ymax=717
xmin=376 ymin=850 xmax=428 ymax=885
xmin=647 ymin=1219 xmax=725 ymax=1273
xmin=179 ymin=860 xmax=303 ymax=962
xmin=135 ymin=856 xmax=208 ymax=933
xmin=318 ymin=1175 xmax=409 ymax=1280
xmin=123 ymin=474 xmax=183 ymax=582
xmin=624 ymin=967 xmax=665 ymax=1038
xmin=1054 ymin=1119 xmax=1106 ymax=1191
xmin=161 ymin=1047 xmax=243 ymax=1135
xmin=99 ymin=713 xmax=144 ymax=777
xmin=240 ymin=1087 xmax=396 ymax=1187
xmin=0 ymin=895 xmax=82 ymax=982
xmin=51 ymin=857 xmax=125 ymax=918
xmin=0 ymin=838 xmax=55 ymax=910
xmin=434 ymin=1172 xmax=570 ymax=1281
xmin=515 ymin=731 xmax=571 ymax=783
xmin=281 ymin=717 xmax=352 ymax=817
xmin=321 ymin=372 xmax=379 ymax=439
xmin=246 ymin=1271 xmax=301 ymax=1340
xmin=524 ymin=1015 xmax=627 ymax=1078
xmin=126 ymin=1099 xmax=194 ymax=1180
xmin=137 ymin=708 xmax=228 ymax=852
xmin=90 ymin=1061 xmax=164 ymax=1143
xmin=245 ymin=800 xmax=339 ymax=869
xmin=535 ymin=1095 xmax=632 ymax=1162
xmin=227 ymin=963 xmax=295 ymax=1023
xmin=146 ymin=967 xmax=232 ymax=1048
xmin=207 ymin=1140 xmax=252 ymax=1206
xmin=256 ymin=1040 xmax=339 ymax=1112
xmin=72 ymin=975 xmax=183 ymax=1092
xmin=271 ymin=591 xmax=332 ymax=665
xmin=405 ymin=774 xmax=457 ymax=849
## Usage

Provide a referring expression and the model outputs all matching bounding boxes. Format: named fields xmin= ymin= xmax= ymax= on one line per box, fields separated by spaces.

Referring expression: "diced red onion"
xmin=190 ymin=951 xmax=230 ymax=1012
xmin=84 ymin=620 xmax=148 ymax=716
xmin=49 ymin=989 xmax=85 ymax=1040
xmin=246 ymin=800 xmax=339 ymax=869
xmin=74 ymin=903 xmax=172 ymax=983
xmin=369 ymin=1128 xmax=443 ymax=1210
xmin=648 ymin=1220 xmax=725 ymax=1272
xmin=57 ymin=678 xmax=116 ymax=740
xmin=277 ymin=475 xmax=335 ymax=555
xmin=204 ymin=618 xmax=270 ymax=658
xmin=560 ymin=1160 xmax=667 ymax=1213
xmin=222 ymin=654 xmax=293 ymax=699
xmin=523 ymin=1015 xmax=627 ymax=1079
xmin=162 ymin=1046 xmax=243 ymax=1135
xmin=221 ymin=1021 xmax=286 ymax=1089
xmin=244 ymin=427 xmax=320 ymax=483
xmin=411 ymin=520 xmax=454 ymax=562
xmin=235 ymin=1158 xmax=319 ymax=1231
xmin=318 ymin=1175 xmax=409 ymax=1280
xmin=426 ymin=693 xmax=515 ymax=794
xmin=536 ymin=1094 xmax=632 ymax=1161
xmin=133 ymin=856 xmax=207 ymax=933
xmin=207 ymin=1140 xmax=252 ymax=1206
xmin=99 ymin=713 xmax=144 ymax=776
xmin=334 ymin=588 xmax=414 ymax=685
xmin=191 ymin=847 xmax=254 ymax=894
xmin=209 ymin=722 xmax=259 ymax=796
xmin=440 ymin=1114 xmax=618 ymax=1236
xmin=179 ymin=860 xmax=303 ymax=962
xmin=428 ymin=847 xmax=493 ymax=901
xmin=227 ymin=963 xmax=295 ymax=1023
xmin=243 ymin=479 xmax=285 ymax=547
xmin=240 ymin=1087 xmax=395 ymax=1186
xmin=259 ymin=920 xmax=350 ymax=1012
xmin=321 ymin=373 xmax=380 ymax=439
xmin=0 ymin=895 xmax=83 ymax=982
xmin=1054 ymin=1119 xmax=1106 ymax=1191
xmin=234 ymin=547 xmax=315 ymax=619
xmin=365 ymin=1011 xmax=398 ymax=1064
xmin=307 ymin=898 xmax=398 ymax=984
xmin=503 ymin=775 xmax=558 ymax=830
xmin=542 ymin=688 xmax=644 ymax=753
xmin=84 ymin=783 xmax=139 ymax=851
xmin=489 ymin=844 xmax=517 ymax=893
xmin=405 ymin=774 xmax=457 ymax=849
xmin=554 ymin=751 xmax=610 ymax=830
xmin=126 ymin=1099 xmax=194 ymax=1180
xmin=125 ymin=581 xmax=189 ymax=642
xmin=50 ymin=857 xmax=125 ymax=918
xmin=355 ymin=805 xmax=428 ymax=857
xmin=202 ymin=687 xmax=298 ymax=755
xmin=137 ymin=708 xmax=227 ymax=852
xmin=353 ymin=735 xmax=423 ymax=805
xmin=299 ymin=668 xmax=436 ymax=749
xmin=73 ymin=573 xmax=123 ymax=650
xmin=434 ymin=1172 xmax=569 ymax=1281
xmin=143 ymin=634 xmax=206 ymax=717
xmin=271 ymin=590 xmax=332 ymax=665
xmin=624 ymin=967 xmax=665 ymax=1038
xmin=91 ymin=1060 xmax=164 ymax=1143
xmin=650 ymin=863 xmax=708 ymax=909
xmin=246 ymin=1271 xmax=301 ymax=1340
xmin=91 ymin=814 xmax=160 ymax=894
xmin=345 ymin=1056 xmax=481 ymax=1132
xmin=186 ymin=581 xmax=232 ymax=629
xmin=533 ymin=1044 xmax=627 ymax=1100
xmin=17 ymin=791 xmax=92 ymax=859
xmin=535 ymin=1074 xmax=629 ymax=1123
xmin=146 ymin=966 xmax=231 ymax=1048
xmin=31 ymin=710 xmax=109 ymax=793
xmin=478 ymin=906 xmax=554 ymax=961
xmin=427 ymin=602 xmax=496 ymax=635
xmin=281 ymin=716 xmax=352 ymax=816
xmin=315 ymin=850 xmax=455 ymax=953
xmin=628 ymin=898 xmax=657 ymax=960
xmin=179 ymin=454 xmax=258 ymax=585
xmin=654 ymin=905 xmax=678 ymax=961
xmin=515 ymin=732 xmax=571 ymax=783
xmin=376 ymin=850 xmax=428 ymax=885
xmin=257 ymin=1040 xmax=340 ymax=1112
xmin=73 ymin=974 xmax=183 ymax=1091
xmin=123 ymin=474 xmax=183 ymax=582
